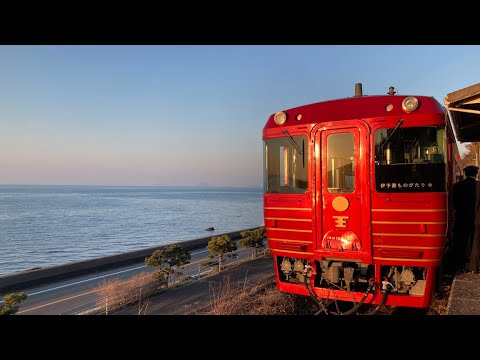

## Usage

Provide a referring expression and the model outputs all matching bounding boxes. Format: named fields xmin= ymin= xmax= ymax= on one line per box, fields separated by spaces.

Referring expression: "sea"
xmin=0 ymin=185 xmax=264 ymax=277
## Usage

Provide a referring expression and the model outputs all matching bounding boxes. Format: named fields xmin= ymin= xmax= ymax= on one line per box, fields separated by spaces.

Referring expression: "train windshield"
xmin=374 ymin=125 xmax=446 ymax=192
xmin=264 ymin=135 xmax=308 ymax=194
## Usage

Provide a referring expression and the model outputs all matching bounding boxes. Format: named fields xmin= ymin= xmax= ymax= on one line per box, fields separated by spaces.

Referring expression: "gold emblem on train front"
xmin=332 ymin=196 xmax=349 ymax=212
xmin=333 ymin=216 xmax=349 ymax=228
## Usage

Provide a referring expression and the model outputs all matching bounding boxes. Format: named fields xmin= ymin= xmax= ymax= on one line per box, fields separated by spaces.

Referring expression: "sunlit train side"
xmin=262 ymin=84 xmax=457 ymax=311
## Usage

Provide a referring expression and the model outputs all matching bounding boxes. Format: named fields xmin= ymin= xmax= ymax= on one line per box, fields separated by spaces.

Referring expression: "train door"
xmin=314 ymin=122 xmax=372 ymax=263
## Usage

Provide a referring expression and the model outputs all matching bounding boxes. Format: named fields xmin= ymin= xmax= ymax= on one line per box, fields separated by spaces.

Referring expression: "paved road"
xmin=115 ymin=254 xmax=275 ymax=315
xmin=10 ymin=245 xmax=262 ymax=315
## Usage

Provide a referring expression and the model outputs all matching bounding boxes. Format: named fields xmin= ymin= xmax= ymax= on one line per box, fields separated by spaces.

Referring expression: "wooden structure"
xmin=445 ymin=83 xmax=480 ymax=142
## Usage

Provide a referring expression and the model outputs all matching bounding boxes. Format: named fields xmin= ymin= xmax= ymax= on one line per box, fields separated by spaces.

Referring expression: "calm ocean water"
xmin=0 ymin=185 xmax=264 ymax=277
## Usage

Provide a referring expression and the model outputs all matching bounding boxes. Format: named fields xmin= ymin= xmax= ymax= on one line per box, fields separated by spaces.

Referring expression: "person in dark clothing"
xmin=470 ymin=181 xmax=480 ymax=273
xmin=450 ymin=165 xmax=479 ymax=273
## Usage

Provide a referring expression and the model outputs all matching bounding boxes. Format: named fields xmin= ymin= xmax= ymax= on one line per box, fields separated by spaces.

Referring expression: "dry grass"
xmin=204 ymin=273 xmax=454 ymax=316
xmin=205 ymin=275 xmax=317 ymax=315
xmin=96 ymin=272 xmax=160 ymax=314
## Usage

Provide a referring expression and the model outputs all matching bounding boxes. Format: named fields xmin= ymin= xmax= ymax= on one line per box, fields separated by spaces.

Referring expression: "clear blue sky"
xmin=0 ymin=45 xmax=477 ymax=187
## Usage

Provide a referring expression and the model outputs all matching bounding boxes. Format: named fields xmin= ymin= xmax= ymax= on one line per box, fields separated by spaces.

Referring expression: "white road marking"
xmin=26 ymin=265 xmax=148 ymax=297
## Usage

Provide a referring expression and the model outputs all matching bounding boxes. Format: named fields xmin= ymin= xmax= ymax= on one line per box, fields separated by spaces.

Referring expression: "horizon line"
xmin=0 ymin=183 xmax=263 ymax=188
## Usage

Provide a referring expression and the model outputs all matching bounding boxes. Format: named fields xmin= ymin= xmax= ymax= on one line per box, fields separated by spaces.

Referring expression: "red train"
xmin=262 ymin=83 xmax=462 ymax=313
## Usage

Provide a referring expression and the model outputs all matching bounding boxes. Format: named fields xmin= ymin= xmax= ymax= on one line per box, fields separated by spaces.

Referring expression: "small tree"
xmin=0 ymin=292 xmax=27 ymax=315
xmin=207 ymin=234 xmax=238 ymax=272
xmin=240 ymin=226 xmax=266 ymax=259
xmin=145 ymin=244 xmax=191 ymax=287
xmin=97 ymin=278 xmax=125 ymax=315
xmin=96 ymin=272 xmax=158 ymax=315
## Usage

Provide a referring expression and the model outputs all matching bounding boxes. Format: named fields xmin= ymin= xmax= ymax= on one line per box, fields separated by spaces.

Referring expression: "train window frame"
xmin=374 ymin=125 xmax=447 ymax=193
xmin=264 ymin=135 xmax=308 ymax=194
xmin=326 ymin=132 xmax=355 ymax=194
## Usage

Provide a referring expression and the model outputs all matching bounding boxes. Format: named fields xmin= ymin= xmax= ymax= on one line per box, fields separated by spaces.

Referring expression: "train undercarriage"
xmin=276 ymin=255 xmax=433 ymax=315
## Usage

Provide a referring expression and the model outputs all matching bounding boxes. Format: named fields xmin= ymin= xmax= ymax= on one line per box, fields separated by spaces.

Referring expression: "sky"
xmin=0 ymin=45 xmax=478 ymax=187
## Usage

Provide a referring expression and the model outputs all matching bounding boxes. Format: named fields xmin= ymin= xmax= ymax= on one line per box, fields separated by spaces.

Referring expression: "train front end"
xmin=263 ymin=85 xmax=453 ymax=311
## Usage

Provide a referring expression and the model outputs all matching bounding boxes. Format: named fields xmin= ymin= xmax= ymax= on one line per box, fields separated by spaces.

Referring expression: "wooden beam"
xmin=445 ymin=83 xmax=480 ymax=105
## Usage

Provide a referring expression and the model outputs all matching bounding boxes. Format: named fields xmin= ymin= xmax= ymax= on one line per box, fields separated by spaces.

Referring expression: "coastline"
xmin=0 ymin=227 xmax=258 ymax=294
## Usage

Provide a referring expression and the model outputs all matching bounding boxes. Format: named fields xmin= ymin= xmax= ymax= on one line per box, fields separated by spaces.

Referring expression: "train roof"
xmin=264 ymin=93 xmax=445 ymax=131
xmin=263 ymin=83 xmax=480 ymax=144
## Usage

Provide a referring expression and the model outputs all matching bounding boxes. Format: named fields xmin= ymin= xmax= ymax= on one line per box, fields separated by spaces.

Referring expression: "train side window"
xmin=327 ymin=132 xmax=355 ymax=194
xmin=264 ymin=136 xmax=308 ymax=194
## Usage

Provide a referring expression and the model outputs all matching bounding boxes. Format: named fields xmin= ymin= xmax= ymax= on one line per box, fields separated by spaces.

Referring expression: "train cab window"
xmin=374 ymin=126 xmax=446 ymax=192
xmin=264 ymin=135 xmax=308 ymax=194
xmin=327 ymin=133 xmax=355 ymax=194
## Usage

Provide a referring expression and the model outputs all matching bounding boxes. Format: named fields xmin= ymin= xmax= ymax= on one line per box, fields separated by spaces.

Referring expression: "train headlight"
xmin=274 ymin=111 xmax=288 ymax=125
xmin=402 ymin=96 xmax=419 ymax=112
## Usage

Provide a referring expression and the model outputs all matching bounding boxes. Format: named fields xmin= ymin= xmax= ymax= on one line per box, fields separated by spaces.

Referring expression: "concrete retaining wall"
xmin=0 ymin=227 xmax=258 ymax=294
